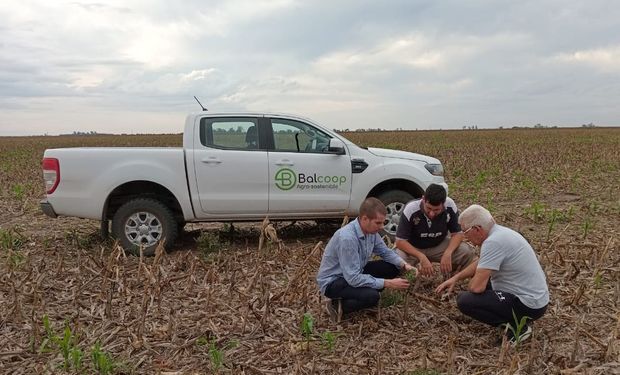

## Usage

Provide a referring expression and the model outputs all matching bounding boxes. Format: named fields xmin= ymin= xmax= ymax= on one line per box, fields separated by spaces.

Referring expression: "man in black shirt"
xmin=395 ymin=184 xmax=474 ymax=277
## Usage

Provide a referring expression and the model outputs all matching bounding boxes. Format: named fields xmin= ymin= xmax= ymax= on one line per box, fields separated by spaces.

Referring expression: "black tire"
xmin=111 ymin=198 xmax=178 ymax=256
xmin=376 ymin=190 xmax=415 ymax=240
xmin=177 ymin=221 xmax=186 ymax=239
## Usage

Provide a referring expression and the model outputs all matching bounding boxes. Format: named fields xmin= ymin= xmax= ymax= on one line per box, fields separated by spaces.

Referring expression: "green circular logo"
xmin=275 ymin=168 xmax=297 ymax=190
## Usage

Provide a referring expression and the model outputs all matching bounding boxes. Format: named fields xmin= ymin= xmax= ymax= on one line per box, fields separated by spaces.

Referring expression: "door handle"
xmin=275 ymin=159 xmax=294 ymax=166
xmin=201 ymin=157 xmax=222 ymax=164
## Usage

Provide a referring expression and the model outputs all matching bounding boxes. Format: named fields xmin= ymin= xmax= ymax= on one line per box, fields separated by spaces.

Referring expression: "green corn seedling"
xmin=593 ymin=271 xmax=603 ymax=289
xmin=0 ymin=227 xmax=24 ymax=251
xmin=506 ymin=310 xmax=530 ymax=348
xmin=320 ymin=331 xmax=339 ymax=351
xmin=547 ymin=209 xmax=560 ymax=240
xmin=91 ymin=341 xmax=115 ymax=375
xmin=301 ymin=313 xmax=314 ymax=339
xmin=380 ymin=290 xmax=404 ymax=307
xmin=209 ymin=341 xmax=224 ymax=371
xmin=301 ymin=312 xmax=314 ymax=349
xmin=582 ymin=217 xmax=593 ymax=239
xmin=12 ymin=183 xmax=26 ymax=201
xmin=39 ymin=315 xmax=55 ymax=353
xmin=59 ymin=325 xmax=73 ymax=370
xmin=70 ymin=347 xmax=84 ymax=371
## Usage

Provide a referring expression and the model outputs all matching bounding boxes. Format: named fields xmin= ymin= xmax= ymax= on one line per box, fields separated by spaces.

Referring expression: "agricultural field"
xmin=0 ymin=127 xmax=619 ymax=374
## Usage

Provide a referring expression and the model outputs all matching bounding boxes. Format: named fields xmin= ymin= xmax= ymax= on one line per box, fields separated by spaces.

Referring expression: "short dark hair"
xmin=359 ymin=197 xmax=387 ymax=219
xmin=424 ymin=184 xmax=447 ymax=205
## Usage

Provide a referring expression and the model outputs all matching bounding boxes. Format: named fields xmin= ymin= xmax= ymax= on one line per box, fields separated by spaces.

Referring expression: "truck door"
xmin=267 ymin=118 xmax=352 ymax=214
xmin=193 ymin=117 xmax=269 ymax=216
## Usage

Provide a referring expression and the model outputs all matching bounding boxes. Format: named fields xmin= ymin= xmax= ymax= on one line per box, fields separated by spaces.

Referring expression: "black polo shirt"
xmin=395 ymin=198 xmax=461 ymax=249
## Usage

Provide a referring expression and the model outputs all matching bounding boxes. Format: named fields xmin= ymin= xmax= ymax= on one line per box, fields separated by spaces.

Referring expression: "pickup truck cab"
xmin=41 ymin=112 xmax=447 ymax=255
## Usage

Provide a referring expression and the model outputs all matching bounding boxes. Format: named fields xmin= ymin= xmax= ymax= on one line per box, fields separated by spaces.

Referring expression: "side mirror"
xmin=327 ymin=138 xmax=346 ymax=155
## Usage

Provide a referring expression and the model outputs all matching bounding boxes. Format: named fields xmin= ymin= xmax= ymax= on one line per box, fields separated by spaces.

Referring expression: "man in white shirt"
xmin=436 ymin=204 xmax=549 ymax=345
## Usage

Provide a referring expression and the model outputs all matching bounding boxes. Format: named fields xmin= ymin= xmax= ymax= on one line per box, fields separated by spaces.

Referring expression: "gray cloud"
xmin=0 ymin=0 xmax=618 ymax=135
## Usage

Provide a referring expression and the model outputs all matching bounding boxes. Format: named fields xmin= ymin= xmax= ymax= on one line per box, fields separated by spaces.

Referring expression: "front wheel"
xmin=376 ymin=190 xmax=414 ymax=240
xmin=111 ymin=198 xmax=178 ymax=256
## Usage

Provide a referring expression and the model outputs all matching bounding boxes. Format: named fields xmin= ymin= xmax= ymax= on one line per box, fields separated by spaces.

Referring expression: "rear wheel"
xmin=177 ymin=221 xmax=186 ymax=237
xmin=112 ymin=198 xmax=178 ymax=256
xmin=376 ymin=190 xmax=414 ymax=240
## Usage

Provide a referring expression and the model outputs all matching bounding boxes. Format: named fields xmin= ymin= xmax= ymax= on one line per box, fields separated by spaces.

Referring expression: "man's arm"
xmin=468 ymin=268 xmax=492 ymax=293
xmin=435 ymin=258 xmax=479 ymax=293
xmin=439 ymin=232 xmax=465 ymax=274
xmin=440 ymin=201 xmax=464 ymax=273
xmin=337 ymin=236 xmax=385 ymax=289
xmin=371 ymin=236 xmax=413 ymax=290
xmin=395 ymin=239 xmax=434 ymax=276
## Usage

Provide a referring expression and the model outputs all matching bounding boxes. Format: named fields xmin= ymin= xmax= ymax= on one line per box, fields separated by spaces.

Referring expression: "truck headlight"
xmin=424 ymin=163 xmax=444 ymax=176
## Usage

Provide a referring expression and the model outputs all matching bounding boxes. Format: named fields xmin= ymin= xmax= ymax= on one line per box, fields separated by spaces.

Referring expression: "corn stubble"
xmin=0 ymin=128 xmax=618 ymax=373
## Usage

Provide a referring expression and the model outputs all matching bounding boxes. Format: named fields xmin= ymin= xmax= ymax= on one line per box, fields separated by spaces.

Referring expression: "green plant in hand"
xmin=405 ymin=269 xmax=417 ymax=285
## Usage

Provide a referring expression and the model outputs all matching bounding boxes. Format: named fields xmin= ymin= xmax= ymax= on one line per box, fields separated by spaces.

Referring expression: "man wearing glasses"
xmin=435 ymin=204 xmax=549 ymax=345
xmin=394 ymin=184 xmax=475 ymax=277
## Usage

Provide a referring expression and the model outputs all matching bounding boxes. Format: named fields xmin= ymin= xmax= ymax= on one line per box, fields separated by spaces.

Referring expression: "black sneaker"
xmin=505 ymin=324 xmax=532 ymax=346
xmin=325 ymin=299 xmax=342 ymax=323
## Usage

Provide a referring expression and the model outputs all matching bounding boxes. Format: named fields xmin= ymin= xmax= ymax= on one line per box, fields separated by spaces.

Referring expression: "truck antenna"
xmin=193 ymin=96 xmax=208 ymax=111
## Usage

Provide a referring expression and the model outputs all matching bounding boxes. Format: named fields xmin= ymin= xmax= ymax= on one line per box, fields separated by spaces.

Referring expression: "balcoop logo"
xmin=275 ymin=168 xmax=347 ymax=191
xmin=274 ymin=168 xmax=297 ymax=190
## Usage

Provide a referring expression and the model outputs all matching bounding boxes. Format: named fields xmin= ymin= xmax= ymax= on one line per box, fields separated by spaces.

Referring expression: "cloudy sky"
xmin=1 ymin=0 xmax=619 ymax=135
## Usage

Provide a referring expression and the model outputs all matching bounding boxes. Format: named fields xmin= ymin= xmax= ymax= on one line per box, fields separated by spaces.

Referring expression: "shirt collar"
xmin=352 ymin=218 xmax=366 ymax=239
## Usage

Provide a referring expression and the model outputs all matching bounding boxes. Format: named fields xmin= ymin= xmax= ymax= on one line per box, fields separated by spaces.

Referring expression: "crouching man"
xmin=317 ymin=197 xmax=416 ymax=322
xmin=435 ymin=204 xmax=549 ymax=344
xmin=395 ymin=184 xmax=475 ymax=277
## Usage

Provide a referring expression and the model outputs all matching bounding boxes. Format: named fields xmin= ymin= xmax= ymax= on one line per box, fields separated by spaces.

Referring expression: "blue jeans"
xmin=324 ymin=260 xmax=399 ymax=314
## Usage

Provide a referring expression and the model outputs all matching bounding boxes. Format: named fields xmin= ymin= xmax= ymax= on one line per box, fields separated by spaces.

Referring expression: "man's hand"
xmin=440 ymin=251 xmax=453 ymax=274
xmin=384 ymin=278 xmax=410 ymax=290
xmin=435 ymin=276 xmax=457 ymax=294
xmin=402 ymin=263 xmax=416 ymax=273
xmin=418 ymin=255 xmax=434 ymax=276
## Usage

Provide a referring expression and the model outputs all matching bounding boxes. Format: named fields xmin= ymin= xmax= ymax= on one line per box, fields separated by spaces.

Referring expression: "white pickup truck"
xmin=41 ymin=112 xmax=447 ymax=255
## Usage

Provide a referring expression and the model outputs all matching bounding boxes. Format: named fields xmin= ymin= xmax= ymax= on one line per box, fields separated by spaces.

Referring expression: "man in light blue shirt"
xmin=317 ymin=198 xmax=415 ymax=322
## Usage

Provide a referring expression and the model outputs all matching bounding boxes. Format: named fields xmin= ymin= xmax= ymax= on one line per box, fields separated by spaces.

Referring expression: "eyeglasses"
xmin=463 ymin=225 xmax=478 ymax=235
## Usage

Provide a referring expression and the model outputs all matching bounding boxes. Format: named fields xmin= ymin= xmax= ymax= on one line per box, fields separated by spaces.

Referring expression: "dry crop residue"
xmin=0 ymin=128 xmax=618 ymax=374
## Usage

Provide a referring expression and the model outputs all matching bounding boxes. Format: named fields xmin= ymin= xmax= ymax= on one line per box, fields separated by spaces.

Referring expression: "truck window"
xmin=270 ymin=119 xmax=331 ymax=153
xmin=200 ymin=118 xmax=260 ymax=149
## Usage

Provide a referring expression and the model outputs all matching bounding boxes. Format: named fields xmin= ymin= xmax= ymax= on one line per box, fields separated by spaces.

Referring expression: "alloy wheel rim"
xmin=124 ymin=211 xmax=162 ymax=247
xmin=383 ymin=202 xmax=405 ymax=235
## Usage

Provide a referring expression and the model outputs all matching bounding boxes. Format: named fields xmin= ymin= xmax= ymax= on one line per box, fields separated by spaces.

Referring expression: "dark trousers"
xmin=457 ymin=288 xmax=547 ymax=327
xmin=324 ymin=261 xmax=400 ymax=314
